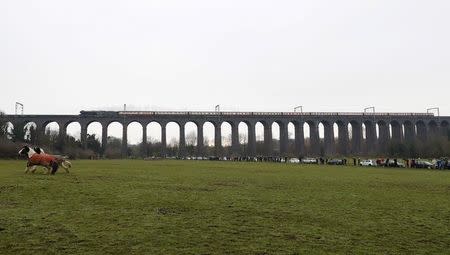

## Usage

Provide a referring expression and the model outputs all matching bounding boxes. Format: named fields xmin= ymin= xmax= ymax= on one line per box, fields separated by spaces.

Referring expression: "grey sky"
xmin=1 ymin=0 xmax=449 ymax=143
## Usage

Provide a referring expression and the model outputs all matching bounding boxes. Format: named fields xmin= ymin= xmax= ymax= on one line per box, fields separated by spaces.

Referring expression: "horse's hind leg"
xmin=51 ymin=162 xmax=59 ymax=175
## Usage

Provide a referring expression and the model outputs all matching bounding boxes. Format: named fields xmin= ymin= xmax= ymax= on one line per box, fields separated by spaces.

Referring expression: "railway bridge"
xmin=3 ymin=111 xmax=450 ymax=157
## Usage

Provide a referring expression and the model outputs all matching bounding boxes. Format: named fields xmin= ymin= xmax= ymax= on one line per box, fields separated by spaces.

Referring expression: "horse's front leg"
xmin=25 ymin=162 xmax=33 ymax=174
xmin=30 ymin=166 xmax=38 ymax=174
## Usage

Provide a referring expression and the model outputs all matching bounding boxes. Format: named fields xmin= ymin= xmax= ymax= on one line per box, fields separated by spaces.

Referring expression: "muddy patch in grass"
xmin=264 ymin=184 xmax=287 ymax=190
xmin=210 ymin=181 xmax=243 ymax=188
xmin=0 ymin=200 xmax=18 ymax=208
xmin=155 ymin=207 xmax=189 ymax=216
xmin=0 ymin=185 xmax=22 ymax=193
xmin=166 ymin=185 xmax=216 ymax=193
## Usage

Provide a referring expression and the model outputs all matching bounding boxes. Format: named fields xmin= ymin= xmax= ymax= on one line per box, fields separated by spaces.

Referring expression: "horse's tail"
xmin=62 ymin=160 xmax=72 ymax=169
xmin=51 ymin=161 xmax=59 ymax=175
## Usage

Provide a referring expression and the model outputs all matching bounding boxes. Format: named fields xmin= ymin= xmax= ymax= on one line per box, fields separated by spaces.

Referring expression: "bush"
xmin=63 ymin=147 xmax=97 ymax=159
xmin=0 ymin=138 xmax=20 ymax=158
xmin=104 ymin=147 xmax=121 ymax=159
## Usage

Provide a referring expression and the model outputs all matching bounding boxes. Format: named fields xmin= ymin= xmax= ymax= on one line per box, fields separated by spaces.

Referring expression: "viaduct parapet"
xmin=3 ymin=111 xmax=449 ymax=157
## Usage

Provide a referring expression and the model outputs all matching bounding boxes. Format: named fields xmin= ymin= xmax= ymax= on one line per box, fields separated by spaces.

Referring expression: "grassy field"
xmin=0 ymin=160 xmax=449 ymax=254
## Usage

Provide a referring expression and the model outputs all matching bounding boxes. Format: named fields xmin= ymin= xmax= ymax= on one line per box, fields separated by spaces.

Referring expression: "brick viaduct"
xmin=3 ymin=111 xmax=450 ymax=157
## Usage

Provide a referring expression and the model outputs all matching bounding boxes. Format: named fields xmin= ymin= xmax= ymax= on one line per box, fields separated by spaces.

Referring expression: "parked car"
xmin=360 ymin=159 xmax=376 ymax=167
xmin=302 ymin=158 xmax=318 ymax=164
xmin=377 ymin=159 xmax=405 ymax=168
xmin=394 ymin=161 xmax=406 ymax=168
xmin=387 ymin=160 xmax=406 ymax=168
xmin=327 ymin=159 xmax=345 ymax=165
xmin=289 ymin=158 xmax=300 ymax=163
xmin=413 ymin=161 xmax=434 ymax=169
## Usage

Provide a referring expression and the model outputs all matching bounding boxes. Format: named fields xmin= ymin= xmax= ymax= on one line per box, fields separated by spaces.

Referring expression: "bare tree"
xmin=288 ymin=131 xmax=294 ymax=140
xmin=185 ymin=131 xmax=197 ymax=146
xmin=204 ymin=136 xmax=212 ymax=147
xmin=168 ymin=137 xmax=178 ymax=147
xmin=256 ymin=134 xmax=264 ymax=142
xmin=10 ymin=122 xmax=26 ymax=143
xmin=147 ymin=136 xmax=161 ymax=144
xmin=0 ymin=111 xmax=7 ymax=138
xmin=222 ymin=134 xmax=232 ymax=147
xmin=239 ymin=133 xmax=248 ymax=145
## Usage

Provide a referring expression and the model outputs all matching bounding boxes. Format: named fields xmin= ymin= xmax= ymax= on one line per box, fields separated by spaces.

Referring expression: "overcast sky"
xmin=1 ymin=1 xmax=449 ymax=143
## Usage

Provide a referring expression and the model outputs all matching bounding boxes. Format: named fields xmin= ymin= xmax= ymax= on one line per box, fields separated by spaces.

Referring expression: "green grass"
xmin=0 ymin=160 xmax=449 ymax=254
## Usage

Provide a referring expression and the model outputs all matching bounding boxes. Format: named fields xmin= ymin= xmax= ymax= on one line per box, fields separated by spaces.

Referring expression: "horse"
xmin=33 ymin=147 xmax=72 ymax=173
xmin=18 ymin=146 xmax=60 ymax=175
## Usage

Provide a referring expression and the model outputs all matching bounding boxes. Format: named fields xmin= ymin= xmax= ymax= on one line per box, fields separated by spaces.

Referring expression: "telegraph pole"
xmin=15 ymin=102 xmax=24 ymax=115
xmin=427 ymin=107 xmax=440 ymax=118
xmin=364 ymin=106 xmax=375 ymax=114
xmin=294 ymin=106 xmax=303 ymax=113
